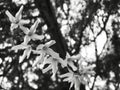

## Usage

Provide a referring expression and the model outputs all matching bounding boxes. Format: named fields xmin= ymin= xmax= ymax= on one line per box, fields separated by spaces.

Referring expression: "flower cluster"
xmin=6 ymin=5 xmax=44 ymax=63
xmin=6 ymin=6 xmax=30 ymax=31
xmin=6 ymin=5 xmax=95 ymax=90
xmin=60 ymin=59 xmax=95 ymax=90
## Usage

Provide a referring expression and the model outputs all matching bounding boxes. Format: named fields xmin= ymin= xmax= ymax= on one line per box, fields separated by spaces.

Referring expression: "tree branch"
xmin=34 ymin=0 xmax=67 ymax=59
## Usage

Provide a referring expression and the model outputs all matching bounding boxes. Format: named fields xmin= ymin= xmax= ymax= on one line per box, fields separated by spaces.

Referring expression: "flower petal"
xmin=32 ymin=56 xmax=40 ymax=67
xmin=66 ymin=52 xmax=70 ymax=58
xmin=26 ymin=48 xmax=32 ymax=59
xmin=32 ymin=53 xmax=45 ymax=67
xmin=74 ymin=78 xmax=80 ymax=90
xmin=23 ymin=35 xmax=31 ymax=45
xmin=43 ymin=57 xmax=52 ymax=65
xmin=69 ymin=82 xmax=74 ymax=90
xmin=59 ymin=73 xmax=71 ymax=78
xmin=19 ymin=49 xmax=27 ymax=63
xmin=10 ymin=23 xmax=18 ymax=31
xmin=45 ymin=40 xmax=56 ymax=47
xmin=20 ymin=25 xmax=29 ymax=34
xmin=5 ymin=10 xmax=15 ymax=22
xmin=71 ymin=54 xmax=81 ymax=61
xmin=31 ymin=34 xmax=44 ymax=40
xmin=58 ymin=58 xmax=67 ymax=67
xmin=32 ymin=50 xmax=42 ymax=54
xmin=11 ymin=44 xmax=27 ymax=51
xmin=37 ymin=44 xmax=44 ymax=50
xmin=68 ymin=61 xmax=77 ymax=71
xmin=47 ymin=48 xmax=59 ymax=58
xmin=38 ymin=53 xmax=45 ymax=63
xmin=42 ymin=65 xmax=52 ymax=73
xmin=19 ymin=19 xmax=30 ymax=25
xmin=63 ymin=77 xmax=71 ymax=82
xmin=15 ymin=5 xmax=24 ymax=21
xmin=51 ymin=61 xmax=58 ymax=76
xmin=51 ymin=74 xmax=56 ymax=81
xmin=30 ymin=19 xmax=40 ymax=34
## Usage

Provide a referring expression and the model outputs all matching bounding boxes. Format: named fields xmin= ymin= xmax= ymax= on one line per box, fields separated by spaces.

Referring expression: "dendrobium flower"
xmin=60 ymin=70 xmax=80 ymax=90
xmin=78 ymin=60 xmax=95 ymax=85
xmin=20 ymin=19 xmax=44 ymax=44
xmin=65 ymin=53 xmax=81 ymax=71
xmin=32 ymin=40 xmax=65 ymax=67
xmin=11 ymin=43 xmax=32 ymax=63
xmin=36 ymin=40 xmax=56 ymax=55
xmin=33 ymin=40 xmax=55 ymax=63
xmin=36 ymin=40 xmax=61 ymax=58
xmin=78 ymin=60 xmax=95 ymax=76
xmin=5 ymin=5 xmax=30 ymax=31
xmin=60 ymin=58 xmax=95 ymax=90
xmin=42 ymin=56 xmax=66 ymax=78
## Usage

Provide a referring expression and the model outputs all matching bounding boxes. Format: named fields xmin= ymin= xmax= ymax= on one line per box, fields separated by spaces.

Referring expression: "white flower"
xmin=11 ymin=43 xmax=32 ymax=63
xmin=36 ymin=40 xmax=56 ymax=56
xmin=60 ymin=60 xmax=95 ymax=90
xmin=5 ymin=5 xmax=30 ymax=31
xmin=60 ymin=70 xmax=80 ymax=90
xmin=20 ymin=19 xmax=44 ymax=44
xmin=78 ymin=60 xmax=95 ymax=85
xmin=65 ymin=53 xmax=81 ymax=71
xmin=38 ymin=40 xmax=63 ymax=58
xmin=42 ymin=56 xmax=66 ymax=78
xmin=32 ymin=40 xmax=56 ymax=66
xmin=32 ymin=40 xmax=67 ymax=67
xmin=79 ymin=62 xmax=95 ymax=76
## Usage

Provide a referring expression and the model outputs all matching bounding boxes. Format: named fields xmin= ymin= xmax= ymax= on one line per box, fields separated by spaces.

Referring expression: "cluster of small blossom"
xmin=6 ymin=5 xmax=95 ymax=90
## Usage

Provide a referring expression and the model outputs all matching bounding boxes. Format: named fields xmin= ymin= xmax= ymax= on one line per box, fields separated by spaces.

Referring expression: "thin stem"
xmin=90 ymin=35 xmax=99 ymax=90
xmin=90 ymin=74 xmax=97 ymax=90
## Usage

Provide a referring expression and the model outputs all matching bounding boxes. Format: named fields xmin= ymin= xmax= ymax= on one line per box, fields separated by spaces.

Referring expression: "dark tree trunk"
xmin=34 ymin=0 xmax=67 ymax=59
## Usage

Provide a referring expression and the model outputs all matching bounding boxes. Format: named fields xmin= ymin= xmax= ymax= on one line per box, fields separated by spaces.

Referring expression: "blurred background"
xmin=0 ymin=0 xmax=120 ymax=90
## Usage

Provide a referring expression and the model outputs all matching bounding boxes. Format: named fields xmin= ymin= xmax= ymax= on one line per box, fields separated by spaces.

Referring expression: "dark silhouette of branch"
xmin=34 ymin=0 xmax=67 ymax=59
xmin=73 ymin=1 xmax=101 ymax=55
